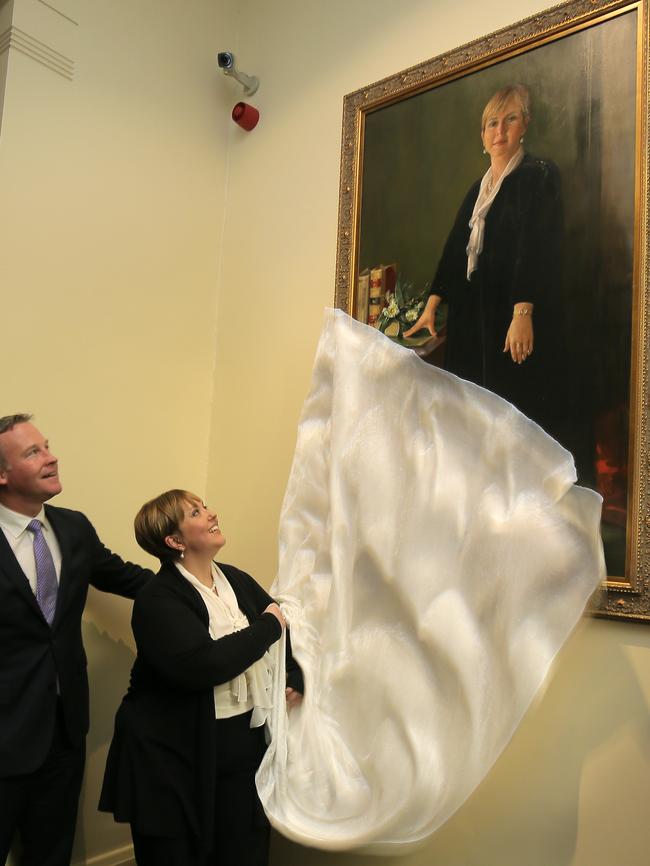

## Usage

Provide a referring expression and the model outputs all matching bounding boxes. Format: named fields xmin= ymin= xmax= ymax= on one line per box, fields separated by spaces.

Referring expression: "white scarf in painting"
xmin=466 ymin=147 xmax=524 ymax=279
xmin=256 ymin=309 xmax=604 ymax=853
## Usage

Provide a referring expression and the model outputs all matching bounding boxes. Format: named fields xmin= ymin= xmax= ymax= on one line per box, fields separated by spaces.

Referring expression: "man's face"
xmin=0 ymin=422 xmax=62 ymax=511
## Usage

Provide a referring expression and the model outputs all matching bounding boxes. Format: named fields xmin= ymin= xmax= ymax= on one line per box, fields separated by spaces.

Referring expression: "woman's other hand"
xmin=504 ymin=303 xmax=534 ymax=364
xmin=264 ymin=602 xmax=286 ymax=630
xmin=403 ymin=294 xmax=442 ymax=338
xmin=285 ymin=687 xmax=303 ymax=709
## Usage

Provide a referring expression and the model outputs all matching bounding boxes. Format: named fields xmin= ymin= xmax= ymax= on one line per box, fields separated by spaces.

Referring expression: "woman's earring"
xmin=519 ymin=137 xmax=525 ymax=144
xmin=482 ymin=147 xmax=487 ymax=155
xmin=180 ymin=550 xmax=185 ymax=560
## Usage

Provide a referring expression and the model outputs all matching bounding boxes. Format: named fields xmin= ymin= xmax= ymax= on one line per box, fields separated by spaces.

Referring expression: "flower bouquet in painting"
xmin=376 ymin=279 xmax=436 ymax=346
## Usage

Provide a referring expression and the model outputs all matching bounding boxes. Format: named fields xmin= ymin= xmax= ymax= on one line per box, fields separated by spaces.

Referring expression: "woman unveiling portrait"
xmin=406 ymin=84 xmax=565 ymax=435
xmin=99 ymin=490 xmax=303 ymax=866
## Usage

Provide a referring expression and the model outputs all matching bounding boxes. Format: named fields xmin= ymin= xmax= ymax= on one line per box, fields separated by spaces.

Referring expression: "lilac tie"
xmin=27 ymin=519 xmax=58 ymax=625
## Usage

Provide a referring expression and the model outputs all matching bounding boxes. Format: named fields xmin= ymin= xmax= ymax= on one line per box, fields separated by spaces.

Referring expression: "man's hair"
xmin=134 ymin=489 xmax=201 ymax=562
xmin=0 ymin=414 xmax=33 ymax=471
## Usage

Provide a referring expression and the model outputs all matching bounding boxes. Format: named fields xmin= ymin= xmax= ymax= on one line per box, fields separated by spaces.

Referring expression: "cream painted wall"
xmin=211 ymin=2 xmax=650 ymax=866
xmin=1 ymin=0 xmax=649 ymax=864
xmin=0 ymin=0 xmax=236 ymax=863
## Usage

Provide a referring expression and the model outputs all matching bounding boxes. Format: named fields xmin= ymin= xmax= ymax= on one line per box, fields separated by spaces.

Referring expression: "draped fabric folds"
xmin=256 ymin=309 xmax=604 ymax=854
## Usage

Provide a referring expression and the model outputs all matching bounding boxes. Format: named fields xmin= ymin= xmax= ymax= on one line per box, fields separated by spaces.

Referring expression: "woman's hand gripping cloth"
xmin=256 ymin=308 xmax=605 ymax=854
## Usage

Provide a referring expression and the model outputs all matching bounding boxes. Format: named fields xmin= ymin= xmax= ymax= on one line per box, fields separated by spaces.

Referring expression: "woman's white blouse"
xmin=175 ymin=562 xmax=273 ymax=727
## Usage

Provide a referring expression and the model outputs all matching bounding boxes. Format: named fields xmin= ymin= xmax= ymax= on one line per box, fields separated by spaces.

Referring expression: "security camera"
xmin=216 ymin=51 xmax=259 ymax=96
xmin=217 ymin=52 xmax=234 ymax=70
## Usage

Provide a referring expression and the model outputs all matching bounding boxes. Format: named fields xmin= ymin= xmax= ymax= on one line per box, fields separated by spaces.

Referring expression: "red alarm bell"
xmin=232 ymin=102 xmax=259 ymax=131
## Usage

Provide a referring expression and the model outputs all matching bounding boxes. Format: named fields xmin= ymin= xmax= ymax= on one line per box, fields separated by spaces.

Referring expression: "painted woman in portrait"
xmin=406 ymin=84 xmax=565 ymax=435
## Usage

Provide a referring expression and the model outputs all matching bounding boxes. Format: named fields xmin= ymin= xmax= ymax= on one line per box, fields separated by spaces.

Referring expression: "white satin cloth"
xmin=256 ymin=308 xmax=605 ymax=853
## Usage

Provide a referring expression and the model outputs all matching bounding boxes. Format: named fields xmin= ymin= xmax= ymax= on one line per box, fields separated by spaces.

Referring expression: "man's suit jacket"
xmin=0 ymin=504 xmax=150 ymax=777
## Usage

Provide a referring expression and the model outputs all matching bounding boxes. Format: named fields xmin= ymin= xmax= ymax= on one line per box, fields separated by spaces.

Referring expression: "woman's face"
xmin=481 ymin=97 xmax=528 ymax=163
xmin=176 ymin=497 xmax=226 ymax=557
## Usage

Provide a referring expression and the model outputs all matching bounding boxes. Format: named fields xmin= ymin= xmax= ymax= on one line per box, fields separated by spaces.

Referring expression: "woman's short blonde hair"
xmin=134 ymin=489 xmax=201 ymax=562
xmin=481 ymin=84 xmax=531 ymax=132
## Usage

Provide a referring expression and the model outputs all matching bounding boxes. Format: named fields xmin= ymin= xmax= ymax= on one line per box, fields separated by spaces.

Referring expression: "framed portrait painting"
xmin=334 ymin=0 xmax=650 ymax=620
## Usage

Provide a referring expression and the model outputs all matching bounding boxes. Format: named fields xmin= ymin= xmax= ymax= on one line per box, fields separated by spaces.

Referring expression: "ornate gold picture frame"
xmin=334 ymin=0 xmax=650 ymax=621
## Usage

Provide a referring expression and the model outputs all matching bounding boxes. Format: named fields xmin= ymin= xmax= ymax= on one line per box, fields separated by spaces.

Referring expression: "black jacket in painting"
xmin=430 ymin=154 xmax=564 ymax=431
xmin=99 ymin=560 xmax=303 ymax=845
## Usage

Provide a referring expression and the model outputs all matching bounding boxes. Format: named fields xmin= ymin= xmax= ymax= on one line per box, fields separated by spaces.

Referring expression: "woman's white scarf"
xmin=176 ymin=562 xmax=273 ymax=727
xmin=466 ymin=147 xmax=524 ymax=279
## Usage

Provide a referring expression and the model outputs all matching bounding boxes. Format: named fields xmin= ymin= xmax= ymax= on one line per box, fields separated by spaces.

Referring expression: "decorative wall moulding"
xmin=35 ymin=0 xmax=78 ymax=27
xmin=82 ymin=841 xmax=135 ymax=866
xmin=0 ymin=24 xmax=73 ymax=78
xmin=1 ymin=0 xmax=77 ymax=80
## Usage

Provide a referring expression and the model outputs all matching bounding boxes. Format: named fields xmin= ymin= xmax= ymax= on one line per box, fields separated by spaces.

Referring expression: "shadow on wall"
xmin=83 ymin=619 xmax=136 ymax=754
xmin=270 ymin=620 xmax=650 ymax=866
xmin=73 ymin=619 xmax=136 ymax=866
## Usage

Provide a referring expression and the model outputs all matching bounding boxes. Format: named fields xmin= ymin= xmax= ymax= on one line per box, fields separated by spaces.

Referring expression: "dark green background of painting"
xmin=358 ymin=9 xmax=638 ymax=576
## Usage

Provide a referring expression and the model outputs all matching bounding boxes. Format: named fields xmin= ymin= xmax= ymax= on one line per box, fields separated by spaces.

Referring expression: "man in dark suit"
xmin=0 ymin=413 xmax=152 ymax=866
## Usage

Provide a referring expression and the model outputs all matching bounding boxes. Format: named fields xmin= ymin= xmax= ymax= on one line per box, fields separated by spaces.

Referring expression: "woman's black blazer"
xmin=99 ymin=560 xmax=302 ymax=844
